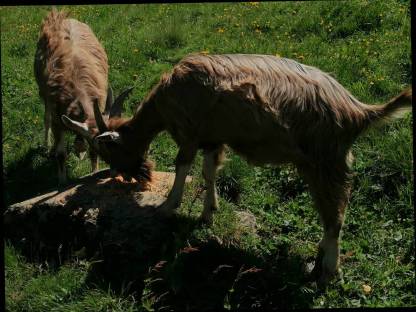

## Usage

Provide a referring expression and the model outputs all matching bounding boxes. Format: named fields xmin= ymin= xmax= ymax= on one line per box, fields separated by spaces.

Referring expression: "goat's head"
xmin=61 ymin=86 xmax=152 ymax=181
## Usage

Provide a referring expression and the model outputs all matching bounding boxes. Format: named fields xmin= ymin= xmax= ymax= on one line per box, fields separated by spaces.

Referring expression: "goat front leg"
xmin=158 ymin=146 xmax=197 ymax=217
xmin=44 ymin=100 xmax=52 ymax=152
xmin=89 ymin=148 xmax=99 ymax=172
xmin=74 ymin=135 xmax=87 ymax=160
xmin=43 ymin=100 xmax=56 ymax=157
xmin=52 ymin=122 xmax=67 ymax=184
xmin=200 ymin=145 xmax=225 ymax=224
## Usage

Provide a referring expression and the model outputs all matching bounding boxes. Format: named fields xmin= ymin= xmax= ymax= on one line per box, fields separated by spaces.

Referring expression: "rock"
xmin=4 ymin=169 xmax=192 ymax=261
xmin=236 ymin=210 xmax=257 ymax=234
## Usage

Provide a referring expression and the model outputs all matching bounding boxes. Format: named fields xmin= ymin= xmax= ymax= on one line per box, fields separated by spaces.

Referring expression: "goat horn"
xmin=110 ymin=86 xmax=134 ymax=118
xmin=93 ymin=99 xmax=108 ymax=133
xmin=61 ymin=115 xmax=91 ymax=140
xmin=96 ymin=131 xmax=122 ymax=144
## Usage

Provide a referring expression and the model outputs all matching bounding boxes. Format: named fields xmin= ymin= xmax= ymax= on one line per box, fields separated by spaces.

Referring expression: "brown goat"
xmin=63 ymin=53 xmax=412 ymax=286
xmin=34 ymin=9 xmax=132 ymax=183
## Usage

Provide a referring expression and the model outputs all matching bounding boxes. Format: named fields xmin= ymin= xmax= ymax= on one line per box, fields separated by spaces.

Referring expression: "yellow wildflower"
xmin=362 ymin=284 xmax=372 ymax=294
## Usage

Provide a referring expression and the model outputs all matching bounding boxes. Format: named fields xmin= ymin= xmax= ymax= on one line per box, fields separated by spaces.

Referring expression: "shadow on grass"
xmin=4 ymin=146 xmax=58 ymax=207
xmin=5 ymin=170 xmax=315 ymax=310
xmin=134 ymin=233 xmax=315 ymax=310
xmin=3 ymin=145 xmax=93 ymax=207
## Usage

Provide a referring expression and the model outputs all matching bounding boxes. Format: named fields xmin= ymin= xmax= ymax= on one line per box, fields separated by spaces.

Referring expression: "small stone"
xmin=236 ymin=210 xmax=257 ymax=232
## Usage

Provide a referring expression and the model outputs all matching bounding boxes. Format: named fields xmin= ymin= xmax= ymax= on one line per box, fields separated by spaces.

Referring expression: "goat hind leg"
xmin=300 ymin=164 xmax=351 ymax=287
xmin=317 ymin=182 xmax=350 ymax=287
xmin=200 ymin=145 xmax=225 ymax=224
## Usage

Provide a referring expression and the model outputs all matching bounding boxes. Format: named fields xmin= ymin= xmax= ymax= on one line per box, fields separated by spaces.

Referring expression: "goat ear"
xmin=93 ymin=99 xmax=109 ymax=133
xmin=110 ymin=86 xmax=134 ymax=118
xmin=95 ymin=131 xmax=122 ymax=144
xmin=61 ymin=115 xmax=91 ymax=139
xmin=104 ymin=85 xmax=114 ymax=115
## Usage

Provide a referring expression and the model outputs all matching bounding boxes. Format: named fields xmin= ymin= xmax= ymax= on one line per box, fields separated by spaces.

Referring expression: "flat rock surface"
xmin=4 ymin=169 xmax=192 ymax=251
xmin=7 ymin=170 xmax=190 ymax=212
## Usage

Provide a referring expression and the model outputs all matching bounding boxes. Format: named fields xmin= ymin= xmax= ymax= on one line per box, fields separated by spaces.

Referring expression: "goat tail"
xmin=42 ymin=8 xmax=68 ymax=30
xmin=364 ymin=88 xmax=412 ymax=127
xmin=39 ymin=8 xmax=69 ymax=52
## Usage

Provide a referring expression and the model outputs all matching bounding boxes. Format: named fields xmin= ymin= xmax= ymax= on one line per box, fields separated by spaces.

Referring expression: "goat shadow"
xmin=3 ymin=145 xmax=87 ymax=207
xmin=5 ymin=172 xmax=316 ymax=310
xmin=4 ymin=146 xmax=54 ymax=206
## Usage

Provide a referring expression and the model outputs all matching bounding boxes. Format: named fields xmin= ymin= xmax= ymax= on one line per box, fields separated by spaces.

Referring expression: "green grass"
xmin=2 ymin=1 xmax=413 ymax=310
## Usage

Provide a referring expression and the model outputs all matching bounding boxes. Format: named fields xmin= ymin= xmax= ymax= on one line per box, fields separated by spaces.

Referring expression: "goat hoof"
xmin=156 ymin=203 xmax=176 ymax=218
xmin=110 ymin=169 xmax=118 ymax=178
xmin=47 ymin=148 xmax=56 ymax=159
xmin=122 ymin=173 xmax=133 ymax=182
xmin=58 ymin=178 xmax=67 ymax=186
xmin=316 ymin=268 xmax=342 ymax=290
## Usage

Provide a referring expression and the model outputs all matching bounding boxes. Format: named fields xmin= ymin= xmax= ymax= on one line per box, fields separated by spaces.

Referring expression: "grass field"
xmin=2 ymin=1 xmax=414 ymax=310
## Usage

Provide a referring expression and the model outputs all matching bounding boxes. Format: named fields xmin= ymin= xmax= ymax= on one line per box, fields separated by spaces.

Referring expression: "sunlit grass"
xmin=2 ymin=1 xmax=413 ymax=309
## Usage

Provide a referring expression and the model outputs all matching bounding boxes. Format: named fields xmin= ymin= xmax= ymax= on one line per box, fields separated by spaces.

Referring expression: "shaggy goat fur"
xmin=65 ymin=53 xmax=412 ymax=287
xmin=34 ymin=9 xmax=109 ymax=183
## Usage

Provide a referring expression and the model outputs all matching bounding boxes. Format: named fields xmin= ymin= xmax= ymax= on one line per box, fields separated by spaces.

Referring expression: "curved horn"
xmin=110 ymin=86 xmax=134 ymax=118
xmin=104 ymin=85 xmax=114 ymax=115
xmin=61 ymin=115 xmax=91 ymax=140
xmin=93 ymin=99 xmax=108 ymax=133
xmin=96 ymin=131 xmax=122 ymax=144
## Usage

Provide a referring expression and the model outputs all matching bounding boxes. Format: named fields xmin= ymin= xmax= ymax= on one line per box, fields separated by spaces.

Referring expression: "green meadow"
xmin=2 ymin=1 xmax=413 ymax=310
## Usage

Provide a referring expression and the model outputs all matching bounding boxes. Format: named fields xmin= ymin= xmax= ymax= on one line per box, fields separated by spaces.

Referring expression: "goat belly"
xmin=227 ymin=140 xmax=297 ymax=166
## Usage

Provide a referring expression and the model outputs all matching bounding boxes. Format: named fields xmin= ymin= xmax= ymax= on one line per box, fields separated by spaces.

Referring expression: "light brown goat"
xmin=34 ymin=9 xmax=132 ymax=183
xmin=63 ymin=54 xmax=412 ymax=286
